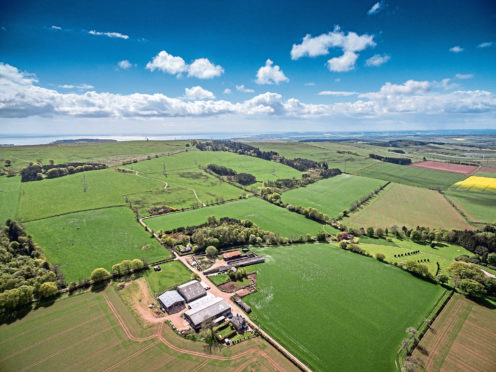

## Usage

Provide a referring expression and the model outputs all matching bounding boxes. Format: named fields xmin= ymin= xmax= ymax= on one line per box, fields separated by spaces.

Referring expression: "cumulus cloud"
xmin=433 ymin=78 xmax=458 ymax=90
xmin=255 ymin=59 xmax=289 ymax=84
xmin=360 ymin=80 xmax=430 ymax=99
xmin=146 ymin=51 xmax=223 ymax=79
xmin=117 ymin=60 xmax=132 ymax=70
xmin=366 ymin=54 xmax=390 ymax=67
xmin=236 ymin=85 xmax=255 ymax=93
xmin=88 ymin=30 xmax=129 ymax=39
xmin=318 ymin=90 xmax=357 ymax=96
xmin=455 ymin=73 xmax=474 ymax=80
xmin=184 ymin=86 xmax=215 ymax=100
xmin=449 ymin=46 xmax=463 ymax=53
xmin=478 ymin=41 xmax=494 ymax=48
xmin=58 ymin=84 xmax=94 ymax=90
xmin=291 ymin=26 xmax=375 ymax=72
xmin=367 ymin=1 xmax=384 ymax=15
xmin=223 ymin=88 xmax=232 ymax=94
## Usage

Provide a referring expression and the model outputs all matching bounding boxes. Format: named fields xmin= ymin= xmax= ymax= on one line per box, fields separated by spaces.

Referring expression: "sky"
xmin=0 ymin=0 xmax=496 ymax=136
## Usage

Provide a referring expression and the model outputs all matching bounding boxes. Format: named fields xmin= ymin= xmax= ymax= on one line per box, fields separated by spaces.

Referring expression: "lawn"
xmin=345 ymin=183 xmax=473 ymax=230
xmin=0 ymin=175 xmax=21 ymax=222
xmin=281 ymin=174 xmax=386 ymax=218
xmin=445 ymin=188 xmax=496 ymax=224
xmin=25 ymin=207 xmax=170 ymax=282
xmin=244 ymin=243 xmax=444 ymax=372
xmin=144 ymin=261 xmax=192 ymax=296
xmin=145 ymin=197 xmax=337 ymax=238
xmin=356 ymin=162 xmax=467 ymax=190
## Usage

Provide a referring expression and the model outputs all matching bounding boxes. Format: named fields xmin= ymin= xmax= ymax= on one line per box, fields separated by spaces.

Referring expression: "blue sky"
xmin=1 ymin=0 xmax=495 ymax=136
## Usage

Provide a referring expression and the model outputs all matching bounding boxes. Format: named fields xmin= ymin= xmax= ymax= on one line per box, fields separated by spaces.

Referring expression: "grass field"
xmin=244 ymin=243 xmax=444 ymax=372
xmin=0 ymin=286 xmax=298 ymax=372
xmin=0 ymin=176 xmax=20 ymax=222
xmin=25 ymin=207 xmax=170 ymax=282
xmin=144 ymin=261 xmax=192 ymax=296
xmin=445 ymin=188 xmax=496 ymax=224
xmin=345 ymin=183 xmax=473 ymax=230
xmin=145 ymin=197 xmax=336 ymax=237
xmin=281 ymin=174 xmax=386 ymax=218
xmin=356 ymin=162 xmax=467 ymax=190
xmin=413 ymin=293 xmax=496 ymax=372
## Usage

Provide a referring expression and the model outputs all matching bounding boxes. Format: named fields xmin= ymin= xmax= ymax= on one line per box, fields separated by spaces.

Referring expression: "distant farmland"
xmin=245 ymin=243 xmax=444 ymax=372
xmin=281 ymin=174 xmax=386 ymax=218
xmin=145 ymin=197 xmax=336 ymax=237
xmin=345 ymin=183 xmax=473 ymax=230
xmin=411 ymin=160 xmax=478 ymax=175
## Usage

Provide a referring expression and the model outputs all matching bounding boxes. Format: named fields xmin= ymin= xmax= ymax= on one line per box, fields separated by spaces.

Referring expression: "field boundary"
xmin=438 ymin=190 xmax=478 ymax=226
xmin=20 ymin=204 xmax=126 ymax=223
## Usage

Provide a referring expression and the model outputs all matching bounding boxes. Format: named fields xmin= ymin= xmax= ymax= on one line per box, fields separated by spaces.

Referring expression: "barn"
xmin=184 ymin=296 xmax=231 ymax=330
xmin=177 ymin=280 xmax=206 ymax=303
xmin=157 ymin=290 xmax=185 ymax=314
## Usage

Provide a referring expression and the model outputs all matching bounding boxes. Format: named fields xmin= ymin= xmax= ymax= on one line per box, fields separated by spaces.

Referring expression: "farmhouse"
xmin=184 ymin=296 xmax=231 ymax=330
xmin=177 ymin=280 xmax=206 ymax=303
xmin=231 ymin=314 xmax=248 ymax=333
xmin=157 ymin=290 xmax=185 ymax=314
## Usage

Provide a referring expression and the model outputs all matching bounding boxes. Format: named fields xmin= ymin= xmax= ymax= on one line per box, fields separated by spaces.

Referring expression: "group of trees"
xmin=20 ymin=162 xmax=106 ymax=182
xmin=448 ymin=261 xmax=496 ymax=298
xmin=206 ymin=164 xmax=256 ymax=186
xmin=369 ymin=153 xmax=412 ymax=165
xmin=0 ymin=220 xmax=62 ymax=315
xmin=227 ymin=267 xmax=247 ymax=281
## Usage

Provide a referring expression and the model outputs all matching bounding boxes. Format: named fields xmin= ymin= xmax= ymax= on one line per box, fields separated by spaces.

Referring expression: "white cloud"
xmin=223 ymin=88 xmax=232 ymax=94
xmin=455 ymin=73 xmax=474 ymax=80
xmin=433 ymin=78 xmax=458 ymax=90
xmin=367 ymin=1 xmax=384 ymax=15
xmin=187 ymin=58 xmax=224 ymax=79
xmin=88 ymin=30 xmax=129 ymax=39
xmin=327 ymin=51 xmax=358 ymax=72
xmin=305 ymin=82 xmax=316 ymax=86
xmin=361 ymin=80 xmax=430 ymax=99
xmin=146 ymin=51 xmax=223 ymax=79
xmin=236 ymin=84 xmax=255 ymax=93
xmin=255 ymin=59 xmax=289 ymax=85
xmin=318 ymin=90 xmax=357 ymax=96
xmin=184 ymin=86 xmax=215 ymax=100
xmin=478 ymin=41 xmax=494 ymax=48
xmin=366 ymin=54 xmax=390 ymax=67
xmin=449 ymin=46 xmax=463 ymax=53
xmin=51 ymin=25 xmax=62 ymax=30
xmin=58 ymin=84 xmax=94 ymax=90
xmin=117 ymin=60 xmax=132 ymax=70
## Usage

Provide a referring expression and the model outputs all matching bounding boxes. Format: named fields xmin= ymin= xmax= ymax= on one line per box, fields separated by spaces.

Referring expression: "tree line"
xmin=20 ymin=161 xmax=106 ymax=182
xmin=206 ymin=164 xmax=256 ymax=186
xmin=369 ymin=153 xmax=412 ymax=165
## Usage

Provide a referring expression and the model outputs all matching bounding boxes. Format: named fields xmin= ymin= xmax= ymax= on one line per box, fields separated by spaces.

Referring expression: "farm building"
xmin=228 ymin=254 xmax=265 ymax=267
xmin=184 ymin=296 xmax=231 ymax=331
xmin=188 ymin=293 xmax=216 ymax=309
xmin=177 ymin=280 xmax=206 ymax=303
xmin=231 ymin=315 xmax=247 ymax=333
xmin=157 ymin=290 xmax=185 ymax=314
xmin=223 ymin=250 xmax=241 ymax=261
xmin=233 ymin=296 xmax=252 ymax=313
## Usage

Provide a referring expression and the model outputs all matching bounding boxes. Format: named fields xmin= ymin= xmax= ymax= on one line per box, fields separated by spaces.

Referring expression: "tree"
xmin=131 ymin=258 xmax=144 ymax=271
xmin=316 ymin=231 xmax=327 ymax=242
xmin=38 ymin=282 xmax=58 ymax=299
xmin=90 ymin=268 xmax=110 ymax=283
xmin=406 ymin=327 xmax=419 ymax=343
xmin=459 ymin=279 xmax=487 ymax=298
xmin=447 ymin=261 xmax=485 ymax=287
xmin=437 ymin=274 xmax=449 ymax=285
xmin=375 ymin=252 xmax=386 ymax=262
xmin=205 ymin=246 xmax=218 ymax=258
xmin=488 ymin=253 xmax=496 ymax=266
xmin=376 ymin=228 xmax=384 ymax=238
xmin=403 ymin=356 xmax=423 ymax=372
xmin=366 ymin=227 xmax=374 ymax=237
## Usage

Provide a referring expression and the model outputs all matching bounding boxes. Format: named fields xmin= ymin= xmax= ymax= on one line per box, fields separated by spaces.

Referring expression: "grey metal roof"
xmin=188 ymin=293 xmax=215 ymax=310
xmin=157 ymin=290 xmax=184 ymax=308
xmin=177 ymin=280 xmax=206 ymax=302
xmin=185 ymin=297 xmax=230 ymax=326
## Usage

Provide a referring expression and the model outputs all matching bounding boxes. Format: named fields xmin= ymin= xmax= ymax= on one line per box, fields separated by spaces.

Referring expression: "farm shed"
xmin=233 ymin=297 xmax=252 ymax=313
xmin=223 ymin=250 xmax=241 ymax=260
xmin=158 ymin=290 xmax=185 ymax=314
xmin=184 ymin=297 xmax=231 ymax=331
xmin=229 ymin=254 xmax=265 ymax=268
xmin=177 ymin=280 xmax=206 ymax=303
xmin=188 ymin=293 xmax=215 ymax=309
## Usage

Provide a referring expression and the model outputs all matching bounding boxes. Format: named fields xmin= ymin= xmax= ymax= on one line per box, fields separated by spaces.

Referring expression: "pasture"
xmin=413 ymin=294 xmax=496 ymax=372
xmin=281 ymin=174 xmax=386 ymax=218
xmin=446 ymin=189 xmax=496 ymax=223
xmin=0 ymin=287 xmax=298 ymax=372
xmin=25 ymin=207 xmax=170 ymax=282
xmin=145 ymin=197 xmax=336 ymax=237
xmin=144 ymin=261 xmax=192 ymax=296
xmin=345 ymin=183 xmax=473 ymax=230
xmin=356 ymin=162 xmax=467 ymax=190
xmin=0 ymin=176 xmax=20 ymax=222
xmin=244 ymin=243 xmax=444 ymax=372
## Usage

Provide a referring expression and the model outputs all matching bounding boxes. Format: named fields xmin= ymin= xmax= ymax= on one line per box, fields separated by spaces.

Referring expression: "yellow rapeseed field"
xmin=454 ymin=176 xmax=496 ymax=192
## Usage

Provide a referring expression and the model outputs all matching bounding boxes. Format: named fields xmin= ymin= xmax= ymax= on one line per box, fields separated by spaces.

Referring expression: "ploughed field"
xmin=244 ymin=243 xmax=445 ymax=372
xmin=410 ymin=160 xmax=478 ymax=175
xmin=145 ymin=196 xmax=337 ymax=237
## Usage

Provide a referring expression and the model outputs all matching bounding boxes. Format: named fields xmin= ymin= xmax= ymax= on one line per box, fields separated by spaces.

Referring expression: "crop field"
xmin=281 ymin=174 xmax=386 ymax=218
xmin=145 ymin=197 xmax=336 ymax=237
xmin=452 ymin=176 xmax=496 ymax=193
xmin=356 ymin=162 xmax=467 ymax=190
xmin=445 ymin=189 xmax=496 ymax=223
xmin=25 ymin=207 xmax=170 ymax=282
xmin=0 ymin=176 xmax=20 ymax=222
xmin=410 ymin=160 xmax=478 ymax=174
xmin=144 ymin=261 xmax=192 ymax=296
xmin=413 ymin=294 xmax=496 ymax=372
xmin=345 ymin=183 xmax=473 ymax=230
xmin=244 ymin=243 xmax=444 ymax=372
xmin=0 ymin=287 xmax=298 ymax=372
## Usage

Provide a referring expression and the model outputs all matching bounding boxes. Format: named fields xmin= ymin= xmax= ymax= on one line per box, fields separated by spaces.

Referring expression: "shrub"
xmin=459 ymin=279 xmax=487 ymax=298
xmin=206 ymin=246 xmax=218 ymax=258
xmin=366 ymin=227 xmax=374 ymax=237
xmin=375 ymin=252 xmax=386 ymax=262
xmin=90 ymin=268 xmax=111 ymax=283
xmin=38 ymin=282 xmax=58 ymax=299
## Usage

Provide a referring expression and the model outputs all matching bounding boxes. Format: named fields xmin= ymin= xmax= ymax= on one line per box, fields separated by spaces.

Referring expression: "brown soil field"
xmin=413 ymin=293 xmax=496 ymax=372
xmin=411 ymin=161 xmax=478 ymax=175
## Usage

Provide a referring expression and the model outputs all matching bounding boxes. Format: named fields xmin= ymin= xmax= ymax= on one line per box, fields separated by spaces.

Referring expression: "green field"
xmin=281 ymin=174 xmax=386 ymax=218
xmin=0 ymin=176 xmax=21 ymax=222
xmin=144 ymin=261 xmax=192 ymax=295
xmin=445 ymin=188 xmax=496 ymax=223
xmin=145 ymin=197 xmax=336 ymax=237
xmin=356 ymin=162 xmax=467 ymax=190
xmin=25 ymin=207 xmax=170 ymax=282
xmin=345 ymin=183 xmax=473 ymax=230
xmin=245 ymin=243 xmax=445 ymax=371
